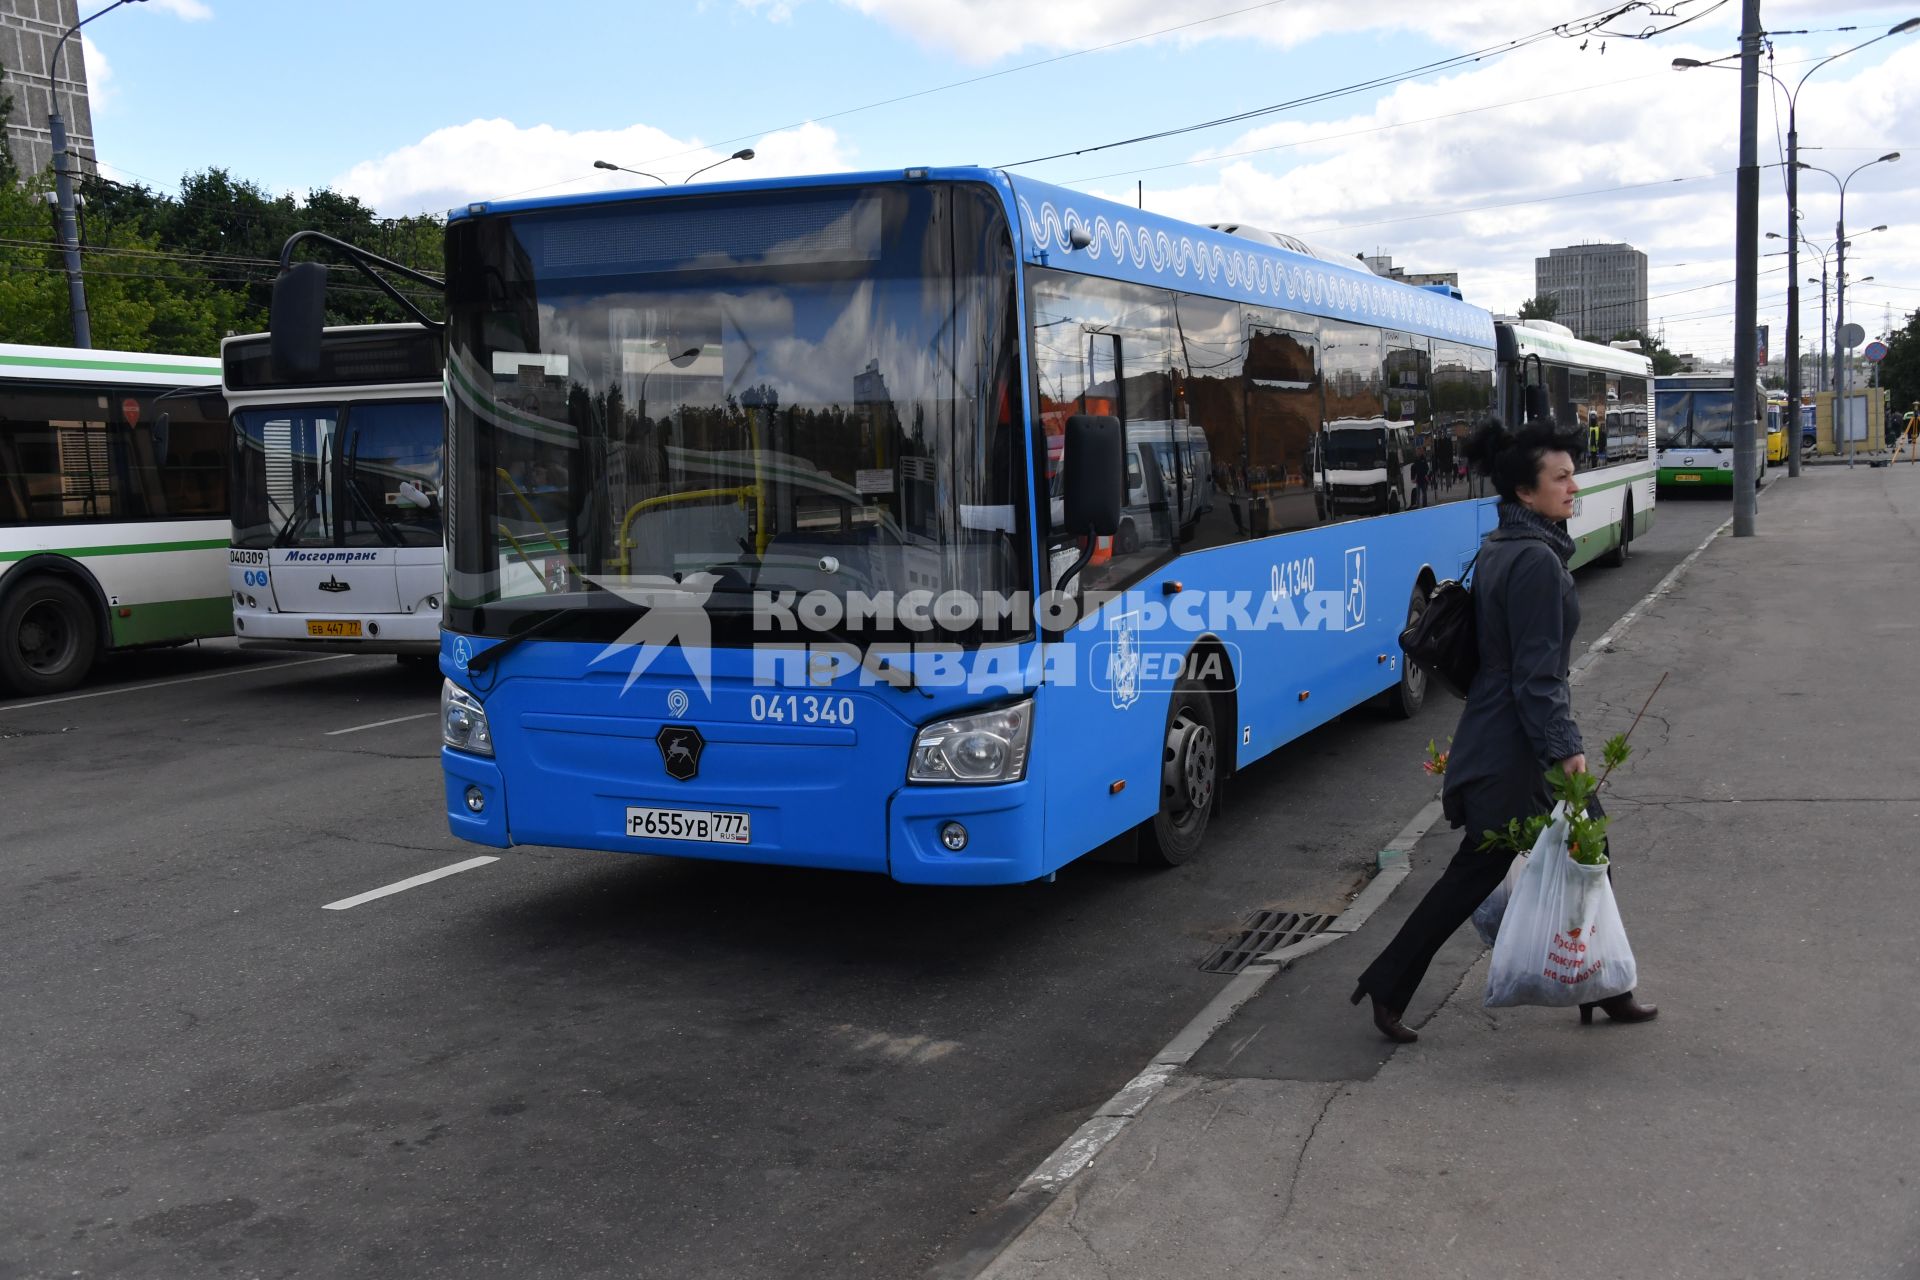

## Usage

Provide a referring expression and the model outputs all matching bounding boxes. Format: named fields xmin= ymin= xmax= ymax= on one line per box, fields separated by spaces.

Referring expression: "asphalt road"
xmin=0 ymin=493 xmax=1734 ymax=1279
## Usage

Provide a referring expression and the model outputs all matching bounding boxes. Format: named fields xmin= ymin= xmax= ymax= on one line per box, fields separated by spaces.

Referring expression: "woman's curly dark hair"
xmin=1464 ymin=417 xmax=1581 ymax=503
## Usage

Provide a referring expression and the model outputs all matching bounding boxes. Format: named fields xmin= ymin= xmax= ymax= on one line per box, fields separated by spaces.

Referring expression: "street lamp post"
xmin=1799 ymin=154 xmax=1900 ymax=464
xmin=45 ymin=0 xmax=148 ymax=348
xmin=683 ymin=148 xmax=755 ymax=185
xmin=595 ymin=147 xmax=755 ymax=187
xmin=1728 ymin=0 xmax=1760 ymax=534
xmin=1674 ymin=15 xmax=1920 ymax=477
xmin=593 ymin=159 xmax=667 ymax=185
xmin=1774 ymin=224 xmax=1885 ymax=421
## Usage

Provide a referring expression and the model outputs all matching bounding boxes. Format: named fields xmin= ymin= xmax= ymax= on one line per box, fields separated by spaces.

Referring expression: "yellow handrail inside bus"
xmin=614 ymin=485 xmax=761 ymax=573
xmin=495 ymin=467 xmax=580 ymax=579
xmin=614 ymin=407 xmax=774 ymax=573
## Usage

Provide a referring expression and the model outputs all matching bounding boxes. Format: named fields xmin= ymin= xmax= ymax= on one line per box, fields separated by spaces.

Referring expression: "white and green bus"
xmin=1497 ymin=320 xmax=1656 ymax=568
xmin=1654 ymin=373 xmax=1767 ymax=492
xmin=223 ymin=325 xmax=446 ymax=657
xmin=0 ymin=343 xmax=229 ymax=695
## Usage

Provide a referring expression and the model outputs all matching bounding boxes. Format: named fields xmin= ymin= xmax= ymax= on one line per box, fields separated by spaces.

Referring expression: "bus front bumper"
xmin=440 ymin=745 xmax=1049 ymax=883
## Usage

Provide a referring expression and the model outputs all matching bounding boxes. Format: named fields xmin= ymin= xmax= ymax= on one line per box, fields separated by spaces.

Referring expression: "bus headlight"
xmin=441 ymin=679 xmax=494 ymax=756
xmin=909 ymin=699 xmax=1031 ymax=784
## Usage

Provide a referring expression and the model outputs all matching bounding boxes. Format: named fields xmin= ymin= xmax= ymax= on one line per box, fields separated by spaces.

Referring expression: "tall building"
xmin=2 ymin=0 xmax=95 ymax=180
xmin=1362 ymin=254 xmax=1460 ymax=289
xmin=1534 ymin=242 xmax=1647 ymax=339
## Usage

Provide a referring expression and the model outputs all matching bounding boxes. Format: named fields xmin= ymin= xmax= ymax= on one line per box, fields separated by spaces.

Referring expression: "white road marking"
xmin=0 ymin=654 xmax=362 ymax=713
xmin=322 ymin=857 xmax=499 ymax=910
xmin=326 ymin=711 xmax=436 ymax=737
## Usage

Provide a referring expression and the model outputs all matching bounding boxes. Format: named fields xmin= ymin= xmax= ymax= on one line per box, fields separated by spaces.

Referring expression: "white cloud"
xmin=333 ymin=119 xmax=856 ymax=217
xmin=1062 ymin=32 xmax=1920 ymax=356
xmin=78 ymin=36 xmax=113 ymax=112
xmin=148 ymin=0 xmax=215 ymax=19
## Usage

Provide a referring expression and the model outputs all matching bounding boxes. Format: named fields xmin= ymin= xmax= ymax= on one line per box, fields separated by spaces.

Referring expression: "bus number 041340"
xmin=749 ymin=693 xmax=856 ymax=726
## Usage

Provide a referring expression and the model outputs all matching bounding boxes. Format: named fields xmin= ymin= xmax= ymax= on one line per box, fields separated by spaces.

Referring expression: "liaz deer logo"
xmin=656 ymin=725 xmax=705 ymax=781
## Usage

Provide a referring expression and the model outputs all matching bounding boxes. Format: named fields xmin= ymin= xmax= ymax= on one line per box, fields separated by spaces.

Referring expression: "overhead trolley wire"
xmin=1000 ymin=0 xmax=1732 ymax=168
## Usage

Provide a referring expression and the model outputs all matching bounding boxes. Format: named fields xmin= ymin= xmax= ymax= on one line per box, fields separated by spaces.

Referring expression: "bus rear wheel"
xmin=0 ymin=576 xmax=98 ymax=696
xmin=1603 ymin=499 xmax=1633 ymax=567
xmin=1142 ymin=672 xmax=1218 ymax=867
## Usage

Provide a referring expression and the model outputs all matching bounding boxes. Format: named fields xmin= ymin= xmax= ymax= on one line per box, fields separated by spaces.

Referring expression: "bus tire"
xmin=0 ymin=575 xmax=99 ymax=696
xmin=1142 ymin=672 xmax=1218 ymax=867
xmin=1380 ymin=583 xmax=1429 ymax=720
xmin=1603 ymin=500 xmax=1633 ymax=568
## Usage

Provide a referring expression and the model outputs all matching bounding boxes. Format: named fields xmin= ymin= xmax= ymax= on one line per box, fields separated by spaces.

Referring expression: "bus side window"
xmin=1245 ymin=322 xmax=1324 ymax=533
xmin=1170 ymin=293 xmax=1248 ymax=552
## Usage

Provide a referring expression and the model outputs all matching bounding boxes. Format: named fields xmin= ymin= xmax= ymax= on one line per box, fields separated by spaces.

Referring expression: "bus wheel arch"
xmin=1379 ymin=571 xmax=1434 ymax=720
xmin=1141 ymin=638 xmax=1235 ymax=868
xmin=0 ymin=561 xmax=108 ymax=695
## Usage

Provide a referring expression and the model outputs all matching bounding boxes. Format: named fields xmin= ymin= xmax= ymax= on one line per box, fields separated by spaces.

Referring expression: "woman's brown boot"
xmin=1579 ymin=992 xmax=1659 ymax=1025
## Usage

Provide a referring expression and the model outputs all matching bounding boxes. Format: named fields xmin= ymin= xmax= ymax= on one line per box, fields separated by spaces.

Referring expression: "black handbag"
xmin=1399 ymin=554 xmax=1478 ymax=699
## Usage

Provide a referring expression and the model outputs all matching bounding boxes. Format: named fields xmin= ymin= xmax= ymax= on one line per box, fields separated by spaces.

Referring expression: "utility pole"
xmin=1729 ymin=0 xmax=1760 ymax=534
xmin=44 ymin=0 xmax=150 ymax=349
xmin=1784 ymin=125 xmax=1802 ymax=476
xmin=47 ymin=40 xmax=91 ymax=348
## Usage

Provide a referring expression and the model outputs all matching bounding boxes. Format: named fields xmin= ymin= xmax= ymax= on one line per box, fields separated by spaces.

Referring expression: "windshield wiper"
xmin=275 ymin=435 xmax=329 ymax=548
xmin=464 ymin=607 xmax=588 ymax=675
xmin=342 ymin=428 xmax=404 ymax=546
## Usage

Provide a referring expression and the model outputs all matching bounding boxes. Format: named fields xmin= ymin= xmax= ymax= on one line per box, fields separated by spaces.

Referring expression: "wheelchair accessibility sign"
xmin=1342 ymin=547 xmax=1366 ymax=632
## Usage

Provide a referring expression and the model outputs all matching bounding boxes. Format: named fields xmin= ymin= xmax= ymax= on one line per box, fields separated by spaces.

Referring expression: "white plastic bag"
xmin=1471 ymin=853 xmax=1527 ymax=947
xmin=1484 ymin=807 xmax=1637 ymax=1008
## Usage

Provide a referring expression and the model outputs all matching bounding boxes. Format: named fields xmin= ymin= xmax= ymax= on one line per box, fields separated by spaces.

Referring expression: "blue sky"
xmin=73 ymin=0 xmax=1920 ymax=358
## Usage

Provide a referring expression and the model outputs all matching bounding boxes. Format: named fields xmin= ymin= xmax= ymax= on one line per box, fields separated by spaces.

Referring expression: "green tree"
xmin=68 ymin=166 xmax=443 ymax=348
xmin=1518 ymin=294 xmax=1560 ymax=321
xmin=1882 ymin=308 xmax=1920 ymax=425
xmin=0 ymin=175 xmax=242 ymax=352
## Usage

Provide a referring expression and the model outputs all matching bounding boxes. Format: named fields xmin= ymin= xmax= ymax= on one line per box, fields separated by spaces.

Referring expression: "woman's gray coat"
xmin=1440 ymin=521 xmax=1585 ymax=843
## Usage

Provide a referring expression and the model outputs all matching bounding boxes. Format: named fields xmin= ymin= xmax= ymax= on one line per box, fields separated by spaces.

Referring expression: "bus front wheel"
xmin=1142 ymin=673 xmax=1218 ymax=866
xmin=1380 ymin=584 xmax=1429 ymax=720
xmin=0 ymin=576 xmax=98 ymax=696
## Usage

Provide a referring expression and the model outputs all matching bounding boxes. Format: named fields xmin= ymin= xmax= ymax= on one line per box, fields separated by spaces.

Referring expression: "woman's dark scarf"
xmin=1496 ymin=500 xmax=1576 ymax=565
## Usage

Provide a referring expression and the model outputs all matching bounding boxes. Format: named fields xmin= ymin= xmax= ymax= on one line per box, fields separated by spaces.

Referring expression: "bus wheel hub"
xmin=1164 ymin=713 xmax=1215 ymax=813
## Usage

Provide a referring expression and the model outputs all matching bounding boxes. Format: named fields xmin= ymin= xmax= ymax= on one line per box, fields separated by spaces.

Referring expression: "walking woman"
xmin=1352 ymin=419 xmax=1657 ymax=1043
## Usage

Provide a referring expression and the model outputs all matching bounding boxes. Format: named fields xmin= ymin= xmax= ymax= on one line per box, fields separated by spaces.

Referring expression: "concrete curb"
xmin=928 ymin=510 xmax=1740 ymax=1280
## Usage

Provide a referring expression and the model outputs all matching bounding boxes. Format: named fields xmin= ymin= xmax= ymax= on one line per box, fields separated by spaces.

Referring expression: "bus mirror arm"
xmin=271 ymin=229 xmax=448 ymax=379
xmin=1054 ymin=534 xmax=1096 ymax=597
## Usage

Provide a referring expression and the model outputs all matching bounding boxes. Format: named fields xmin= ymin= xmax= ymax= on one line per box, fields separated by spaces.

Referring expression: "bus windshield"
xmin=231 ymin=399 xmax=444 ymax=549
xmin=1323 ymin=424 xmax=1387 ymax=469
xmin=1656 ymin=390 xmax=1735 ymax=450
xmin=443 ymin=182 xmax=1025 ymax=641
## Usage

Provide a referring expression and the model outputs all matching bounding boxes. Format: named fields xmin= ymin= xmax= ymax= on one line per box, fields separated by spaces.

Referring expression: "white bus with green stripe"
xmin=0 ymin=343 xmax=228 ymax=695
xmin=1497 ymin=320 xmax=1656 ymax=570
xmin=1654 ymin=373 xmax=1767 ymax=492
xmin=224 ymin=325 xmax=446 ymax=657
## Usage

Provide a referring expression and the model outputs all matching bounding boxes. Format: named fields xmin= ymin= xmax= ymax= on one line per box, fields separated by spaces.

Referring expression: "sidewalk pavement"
xmin=973 ymin=465 xmax=1920 ymax=1280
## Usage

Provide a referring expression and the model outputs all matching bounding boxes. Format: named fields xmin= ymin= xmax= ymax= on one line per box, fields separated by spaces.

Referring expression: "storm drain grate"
xmin=1200 ymin=909 xmax=1338 ymax=974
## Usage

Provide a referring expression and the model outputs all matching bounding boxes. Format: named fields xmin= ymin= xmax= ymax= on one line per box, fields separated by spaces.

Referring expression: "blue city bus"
xmin=394 ymin=168 xmax=1503 ymax=884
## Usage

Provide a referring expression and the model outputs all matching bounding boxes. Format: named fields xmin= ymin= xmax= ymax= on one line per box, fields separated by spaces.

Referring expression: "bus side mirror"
xmin=1523 ymin=384 xmax=1551 ymax=424
xmin=270 ymin=262 xmax=329 ymax=380
xmin=1063 ymin=414 xmax=1123 ymax=537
